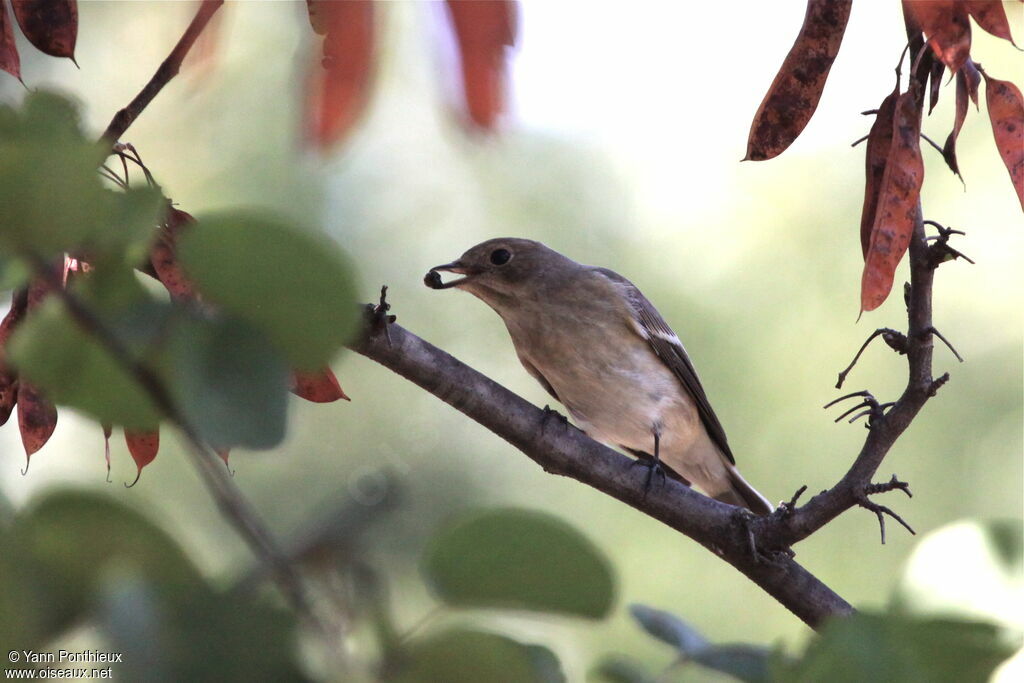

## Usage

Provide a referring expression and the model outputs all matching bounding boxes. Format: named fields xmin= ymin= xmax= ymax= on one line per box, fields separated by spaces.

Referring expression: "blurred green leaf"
xmin=391 ymin=627 xmax=565 ymax=683
xmin=591 ymin=656 xmax=658 ymax=683
xmin=0 ymin=525 xmax=50 ymax=660
xmin=0 ymin=92 xmax=111 ymax=260
xmin=422 ymin=507 xmax=616 ymax=618
xmin=0 ymin=257 xmax=29 ymax=291
xmin=692 ymin=645 xmax=772 ymax=683
xmin=166 ymin=311 xmax=290 ymax=449
xmin=96 ymin=187 xmax=167 ymax=266
xmin=13 ymin=490 xmax=204 ymax=640
xmin=981 ymin=519 xmax=1023 ymax=572
xmin=177 ymin=212 xmax=357 ymax=370
xmin=7 ymin=297 xmax=163 ymax=429
xmin=629 ymin=604 xmax=709 ymax=654
xmin=777 ymin=611 xmax=1019 ymax=683
xmin=95 ymin=567 xmax=169 ymax=681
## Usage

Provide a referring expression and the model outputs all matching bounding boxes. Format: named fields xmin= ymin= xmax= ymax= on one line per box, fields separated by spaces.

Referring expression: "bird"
xmin=424 ymin=238 xmax=773 ymax=515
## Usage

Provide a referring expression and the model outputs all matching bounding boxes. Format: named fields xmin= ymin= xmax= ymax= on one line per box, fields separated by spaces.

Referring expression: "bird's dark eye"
xmin=489 ymin=248 xmax=512 ymax=266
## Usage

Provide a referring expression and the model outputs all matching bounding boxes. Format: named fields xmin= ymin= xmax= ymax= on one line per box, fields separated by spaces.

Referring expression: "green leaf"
xmin=391 ymin=628 xmax=565 ymax=683
xmin=97 ymin=187 xmax=167 ymax=267
xmin=628 ymin=604 xmax=709 ymax=655
xmin=777 ymin=611 xmax=1019 ymax=683
xmin=591 ymin=656 xmax=658 ymax=683
xmin=692 ymin=645 xmax=772 ymax=683
xmin=177 ymin=212 xmax=357 ymax=370
xmin=422 ymin=507 xmax=616 ymax=618
xmin=0 ymin=525 xmax=50 ymax=656
xmin=13 ymin=490 xmax=203 ymax=640
xmin=0 ymin=256 xmax=29 ymax=291
xmin=166 ymin=312 xmax=290 ymax=449
xmin=0 ymin=92 xmax=111 ymax=260
xmin=7 ymin=297 xmax=163 ymax=429
xmin=97 ymin=569 xmax=308 ymax=682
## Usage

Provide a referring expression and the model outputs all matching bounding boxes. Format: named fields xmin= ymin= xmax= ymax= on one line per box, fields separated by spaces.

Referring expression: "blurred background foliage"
xmin=0 ymin=1 xmax=1020 ymax=681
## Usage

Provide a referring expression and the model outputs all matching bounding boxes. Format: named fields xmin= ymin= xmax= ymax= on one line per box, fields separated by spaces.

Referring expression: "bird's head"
xmin=424 ymin=238 xmax=575 ymax=306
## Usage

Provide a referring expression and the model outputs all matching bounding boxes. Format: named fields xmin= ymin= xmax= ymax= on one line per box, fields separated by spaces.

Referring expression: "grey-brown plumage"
xmin=426 ymin=238 xmax=772 ymax=515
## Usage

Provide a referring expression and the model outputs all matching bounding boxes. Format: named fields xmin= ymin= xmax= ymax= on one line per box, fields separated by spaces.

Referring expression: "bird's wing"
xmin=518 ymin=354 xmax=561 ymax=403
xmin=594 ymin=268 xmax=736 ymax=465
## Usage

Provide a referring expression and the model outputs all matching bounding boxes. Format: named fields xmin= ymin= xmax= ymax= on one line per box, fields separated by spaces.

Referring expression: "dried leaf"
xmin=125 ymin=428 xmax=159 ymax=487
xmin=928 ymin=59 xmax=945 ymax=114
xmin=941 ymin=65 xmax=972 ymax=177
xmin=215 ymin=447 xmax=231 ymax=470
xmin=291 ymin=368 xmax=349 ymax=403
xmin=0 ymin=0 xmax=22 ymax=82
xmin=11 ymin=0 xmax=77 ymax=61
xmin=982 ymin=70 xmax=1024 ymax=211
xmin=963 ymin=58 xmax=981 ymax=107
xmin=744 ymin=0 xmax=852 ymax=160
xmin=861 ymin=89 xmax=925 ymax=313
xmin=102 ymin=422 xmax=112 ymax=481
xmin=902 ymin=0 xmax=971 ymax=73
xmin=860 ymin=85 xmax=900 ymax=257
xmin=966 ymin=0 xmax=1016 ymax=45
xmin=304 ymin=0 xmax=375 ymax=148
xmin=151 ymin=207 xmax=199 ymax=300
xmin=445 ymin=0 xmax=518 ymax=129
xmin=18 ymin=381 xmax=57 ymax=461
xmin=0 ymin=289 xmax=28 ymax=426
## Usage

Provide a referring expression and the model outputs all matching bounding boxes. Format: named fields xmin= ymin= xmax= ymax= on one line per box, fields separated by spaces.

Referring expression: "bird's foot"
xmin=629 ymin=457 xmax=666 ymax=498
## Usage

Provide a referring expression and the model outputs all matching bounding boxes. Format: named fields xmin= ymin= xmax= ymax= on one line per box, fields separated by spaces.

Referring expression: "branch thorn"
xmin=836 ymin=328 xmax=908 ymax=388
xmin=928 ymin=372 xmax=950 ymax=396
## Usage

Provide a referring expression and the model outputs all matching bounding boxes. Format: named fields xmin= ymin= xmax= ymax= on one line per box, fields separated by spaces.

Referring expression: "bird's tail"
xmin=713 ymin=464 xmax=773 ymax=516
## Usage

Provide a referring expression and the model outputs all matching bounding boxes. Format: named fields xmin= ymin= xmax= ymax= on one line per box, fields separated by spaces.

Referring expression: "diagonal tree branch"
xmin=347 ymin=310 xmax=853 ymax=630
xmin=101 ymin=0 xmax=224 ymax=144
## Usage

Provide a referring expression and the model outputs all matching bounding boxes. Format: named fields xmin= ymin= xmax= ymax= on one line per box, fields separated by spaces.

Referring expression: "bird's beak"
xmin=424 ymin=261 xmax=476 ymax=289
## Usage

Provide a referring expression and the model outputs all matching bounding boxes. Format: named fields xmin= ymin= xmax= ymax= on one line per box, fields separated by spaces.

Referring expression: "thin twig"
xmin=920 ymin=132 xmax=945 ymax=156
xmin=25 ymin=254 xmax=331 ymax=638
xmin=101 ymin=0 xmax=225 ymax=144
xmin=749 ymin=31 xmax=946 ymax=553
xmin=835 ymin=328 xmax=907 ymax=389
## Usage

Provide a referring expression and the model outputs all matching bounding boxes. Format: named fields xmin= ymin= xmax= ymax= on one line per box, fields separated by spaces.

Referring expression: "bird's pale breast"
xmin=498 ymin=279 xmax=705 ymax=459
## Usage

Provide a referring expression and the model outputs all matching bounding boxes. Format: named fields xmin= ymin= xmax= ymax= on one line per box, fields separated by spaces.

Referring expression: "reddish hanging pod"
xmin=0 ymin=0 xmax=21 ymax=82
xmin=982 ymin=70 xmax=1024 ymax=211
xmin=861 ymin=90 xmax=925 ymax=313
xmin=124 ymin=428 xmax=159 ymax=487
xmin=902 ymin=0 xmax=971 ymax=74
xmin=0 ymin=289 xmax=28 ymax=426
xmin=444 ymin=0 xmax=518 ymax=129
xmin=151 ymin=207 xmax=199 ymax=300
xmin=965 ymin=1 xmax=1016 ymax=46
xmin=17 ymin=382 xmax=57 ymax=465
xmin=927 ymin=59 xmax=944 ymax=114
xmin=860 ymin=85 xmax=900 ymax=257
xmin=304 ymin=0 xmax=375 ymax=148
xmin=10 ymin=0 xmax=77 ymax=61
xmin=215 ymin=448 xmax=231 ymax=473
xmin=291 ymin=368 xmax=350 ymax=403
xmin=941 ymin=59 xmax=980 ymax=178
xmin=102 ymin=422 xmax=112 ymax=482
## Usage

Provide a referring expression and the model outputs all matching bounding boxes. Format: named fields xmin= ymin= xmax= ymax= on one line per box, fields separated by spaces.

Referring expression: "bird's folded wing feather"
xmin=594 ymin=268 xmax=736 ymax=465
